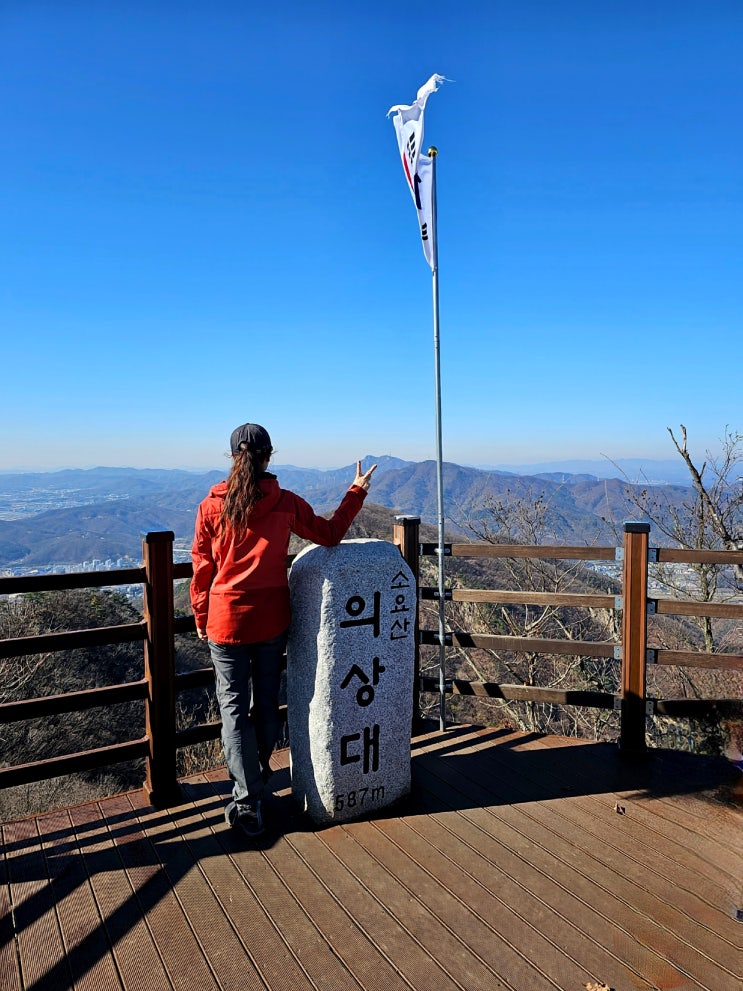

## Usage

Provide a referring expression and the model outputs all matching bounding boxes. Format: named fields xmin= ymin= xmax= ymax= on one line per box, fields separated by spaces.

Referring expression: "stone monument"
xmin=287 ymin=539 xmax=415 ymax=825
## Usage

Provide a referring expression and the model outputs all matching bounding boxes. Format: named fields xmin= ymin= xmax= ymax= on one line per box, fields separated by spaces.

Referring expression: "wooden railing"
xmin=1 ymin=523 xmax=742 ymax=808
xmin=0 ymin=533 xmax=191 ymax=806
xmin=394 ymin=516 xmax=743 ymax=752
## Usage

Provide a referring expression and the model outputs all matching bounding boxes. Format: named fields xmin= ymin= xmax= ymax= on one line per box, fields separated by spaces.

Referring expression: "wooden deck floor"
xmin=2 ymin=726 xmax=741 ymax=991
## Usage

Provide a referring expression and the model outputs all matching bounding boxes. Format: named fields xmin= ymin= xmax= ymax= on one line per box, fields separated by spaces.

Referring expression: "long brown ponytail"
xmin=219 ymin=444 xmax=271 ymax=537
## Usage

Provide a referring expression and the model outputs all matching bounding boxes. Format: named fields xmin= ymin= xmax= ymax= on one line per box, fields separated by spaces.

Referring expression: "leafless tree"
xmin=667 ymin=425 xmax=743 ymax=581
xmin=0 ymin=596 xmax=49 ymax=705
xmin=617 ymin=425 xmax=743 ymax=756
xmin=622 ymin=425 xmax=742 ymax=651
xmin=435 ymin=485 xmax=620 ymax=740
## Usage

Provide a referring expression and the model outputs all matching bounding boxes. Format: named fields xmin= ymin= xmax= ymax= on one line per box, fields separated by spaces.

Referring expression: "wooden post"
xmin=141 ymin=531 xmax=182 ymax=806
xmin=393 ymin=516 xmax=423 ymax=735
xmin=620 ymin=522 xmax=650 ymax=756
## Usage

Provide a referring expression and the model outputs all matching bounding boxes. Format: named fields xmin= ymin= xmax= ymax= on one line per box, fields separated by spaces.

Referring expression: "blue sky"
xmin=1 ymin=1 xmax=740 ymax=472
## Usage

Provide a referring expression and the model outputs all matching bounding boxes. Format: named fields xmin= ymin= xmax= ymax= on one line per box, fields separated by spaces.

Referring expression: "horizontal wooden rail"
xmin=174 ymin=704 xmax=288 ymax=751
xmin=653 ymin=598 xmax=743 ymax=619
xmin=421 ymin=542 xmax=618 ymax=561
xmin=175 ymin=721 xmax=222 ymax=749
xmin=656 ymin=547 xmax=743 ymax=565
xmin=0 ymin=679 xmax=148 ymax=723
xmin=0 ymin=738 xmax=149 ymax=790
xmin=420 ymin=629 xmax=617 ymax=658
xmin=175 ymin=667 xmax=215 ymax=692
xmin=419 ymin=675 xmax=616 ymax=709
xmin=428 ymin=587 xmax=618 ymax=609
xmin=651 ymin=698 xmax=742 ymax=718
xmin=0 ymin=621 xmax=147 ymax=660
xmin=0 ymin=568 xmax=145 ymax=595
xmin=652 ymin=649 xmax=743 ymax=671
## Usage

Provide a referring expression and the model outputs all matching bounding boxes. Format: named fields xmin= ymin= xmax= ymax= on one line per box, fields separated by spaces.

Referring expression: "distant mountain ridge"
xmin=489 ymin=458 xmax=693 ymax=487
xmin=0 ymin=458 xmax=690 ymax=569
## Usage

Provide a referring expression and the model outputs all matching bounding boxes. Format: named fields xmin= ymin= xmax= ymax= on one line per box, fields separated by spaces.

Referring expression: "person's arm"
xmin=291 ymin=461 xmax=377 ymax=546
xmin=190 ymin=505 xmax=215 ymax=640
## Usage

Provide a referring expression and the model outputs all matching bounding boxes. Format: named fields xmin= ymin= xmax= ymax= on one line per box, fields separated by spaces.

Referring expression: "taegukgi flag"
xmin=388 ymin=74 xmax=446 ymax=269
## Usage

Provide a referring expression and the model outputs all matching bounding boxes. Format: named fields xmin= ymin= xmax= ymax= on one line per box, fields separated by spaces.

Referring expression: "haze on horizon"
xmin=0 ymin=451 xmax=719 ymax=492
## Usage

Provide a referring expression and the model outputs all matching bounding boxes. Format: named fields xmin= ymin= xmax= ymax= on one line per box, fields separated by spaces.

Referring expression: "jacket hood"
xmin=207 ymin=475 xmax=281 ymax=519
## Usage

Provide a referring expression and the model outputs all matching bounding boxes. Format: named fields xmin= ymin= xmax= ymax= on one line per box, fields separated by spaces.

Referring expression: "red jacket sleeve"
xmin=290 ymin=485 xmax=367 ymax=545
xmin=190 ymin=502 xmax=216 ymax=630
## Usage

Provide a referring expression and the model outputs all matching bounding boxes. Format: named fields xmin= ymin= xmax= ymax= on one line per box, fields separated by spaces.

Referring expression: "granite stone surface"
xmin=287 ymin=539 xmax=415 ymax=824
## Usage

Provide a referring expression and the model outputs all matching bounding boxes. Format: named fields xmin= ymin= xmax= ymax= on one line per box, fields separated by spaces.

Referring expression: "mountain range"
xmin=0 ymin=458 xmax=691 ymax=569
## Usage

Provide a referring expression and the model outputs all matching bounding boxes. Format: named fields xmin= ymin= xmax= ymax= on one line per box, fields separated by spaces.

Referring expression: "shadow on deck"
xmin=2 ymin=727 xmax=741 ymax=991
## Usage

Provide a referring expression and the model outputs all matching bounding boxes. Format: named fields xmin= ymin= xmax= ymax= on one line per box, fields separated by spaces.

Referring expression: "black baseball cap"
xmin=230 ymin=423 xmax=272 ymax=456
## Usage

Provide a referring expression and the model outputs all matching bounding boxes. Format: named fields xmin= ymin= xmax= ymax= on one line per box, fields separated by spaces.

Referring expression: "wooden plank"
xmin=173 ymin=667 xmax=214 ymax=692
xmin=0 ymin=568 xmax=145 ymax=595
xmin=409 ymin=757 xmax=685 ymax=991
xmin=235 ymin=823 xmax=392 ymax=991
xmin=352 ymin=816 xmax=593 ymax=991
xmin=655 ymin=598 xmax=743 ymax=619
xmin=464 ymin=734 xmax=742 ymax=947
xmin=67 ymin=800 xmax=173 ymax=991
xmin=0 ymin=679 xmax=149 ymax=723
xmin=278 ymin=830 xmax=420 ymax=991
xmin=35 ymin=807 xmax=123 ymax=991
xmin=617 ymin=749 xmax=743 ymax=860
xmin=448 ymin=587 xmax=617 ymax=608
xmin=510 ymin=734 xmax=743 ymax=894
xmin=0 ymin=739 xmax=149 ymax=790
xmin=376 ymin=811 xmax=642 ymax=991
xmin=422 ymin=543 xmax=617 ymax=561
xmin=285 ymin=825 xmax=458 ymax=991
xmin=419 ymin=675 xmax=616 ymax=709
xmin=653 ymin=649 xmax=743 ymax=671
xmin=652 ymin=698 xmax=742 ymax=718
xmin=3 ymin=816 xmax=72 ymax=990
xmin=627 ymin=785 xmax=743 ymax=868
xmin=174 ymin=721 xmax=222 ymax=749
xmin=0 ymin=823 xmax=24 ymax=991
xmin=476 ymin=728 xmax=743 ymax=944
xmin=657 ymin=548 xmax=743 ymax=565
xmin=104 ymin=792 xmax=218 ymax=991
xmin=420 ymin=629 xmax=617 ymax=658
xmin=176 ymin=778 xmax=314 ymax=991
xmin=128 ymin=779 xmax=265 ymax=991
xmin=436 ymin=737 xmax=740 ymax=964
xmin=320 ymin=823 xmax=501 ymax=991
xmin=531 ymin=734 xmax=743 ymax=881
xmin=0 ymin=621 xmax=146 ymax=660
xmin=189 ymin=764 xmax=398 ymax=991
xmin=412 ymin=736 xmax=739 ymax=990
xmin=614 ymin=737 xmax=739 ymax=866
xmin=183 ymin=775 xmax=368 ymax=991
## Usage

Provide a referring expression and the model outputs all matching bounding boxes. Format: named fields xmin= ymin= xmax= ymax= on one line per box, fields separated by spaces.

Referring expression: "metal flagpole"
xmin=429 ymin=146 xmax=447 ymax=731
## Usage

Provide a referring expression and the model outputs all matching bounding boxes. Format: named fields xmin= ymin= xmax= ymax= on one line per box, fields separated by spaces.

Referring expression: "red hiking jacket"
xmin=190 ymin=474 xmax=367 ymax=644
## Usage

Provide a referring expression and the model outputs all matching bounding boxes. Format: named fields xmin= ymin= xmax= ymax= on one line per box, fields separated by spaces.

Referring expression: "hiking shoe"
xmin=225 ymin=799 xmax=265 ymax=838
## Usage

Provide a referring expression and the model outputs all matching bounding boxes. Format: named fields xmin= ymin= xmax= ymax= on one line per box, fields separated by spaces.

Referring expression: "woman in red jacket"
xmin=191 ymin=422 xmax=376 ymax=838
